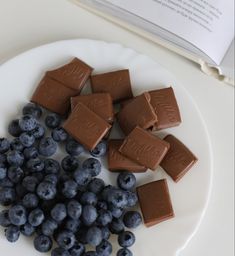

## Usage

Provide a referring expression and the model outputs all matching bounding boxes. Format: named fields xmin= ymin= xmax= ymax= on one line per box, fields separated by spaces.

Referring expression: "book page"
xmin=105 ymin=0 xmax=234 ymax=65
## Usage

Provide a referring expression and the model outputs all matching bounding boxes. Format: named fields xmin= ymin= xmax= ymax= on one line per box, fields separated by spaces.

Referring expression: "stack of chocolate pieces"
xmin=31 ymin=57 xmax=198 ymax=228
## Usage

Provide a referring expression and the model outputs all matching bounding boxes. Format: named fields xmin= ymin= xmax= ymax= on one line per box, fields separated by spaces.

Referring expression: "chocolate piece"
xmin=120 ymin=98 xmax=133 ymax=109
xmin=31 ymin=75 xmax=79 ymax=115
xmin=71 ymin=93 xmax=114 ymax=123
xmin=119 ymin=126 xmax=170 ymax=170
xmin=160 ymin=135 xmax=198 ymax=182
xmin=108 ymin=139 xmax=147 ymax=173
xmin=137 ymin=179 xmax=174 ymax=227
xmin=47 ymin=58 xmax=93 ymax=92
xmin=149 ymin=87 xmax=181 ymax=130
xmin=63 ymin=103 xmax=111 ymax=150
xmin=91 ymin=70 xmax=133 ymax=103
xmin=117 ymin=93 xmax=158 ymax=135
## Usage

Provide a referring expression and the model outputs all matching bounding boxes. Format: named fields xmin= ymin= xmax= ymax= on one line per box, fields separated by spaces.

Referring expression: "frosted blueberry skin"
xmin=5 ymin=225 xmax=20 ymax=242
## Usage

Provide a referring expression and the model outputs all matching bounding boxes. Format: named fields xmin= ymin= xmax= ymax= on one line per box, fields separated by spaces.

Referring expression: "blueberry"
xmin=109 ymin=218 xmax=125 ymax=234
xmin=39 ymin=137 xmax=57 ymax=157
xmin=67 ymin=200 xmax=82 ymax=220
xmin=90 ymin=140 xmax=107 ymax=157
xmin=118 ymin=231 xmax=135 ymax=247
xmin=0 ymin=153 xmax=7 ymax=164
xmin=22 ymin=175 xmax=39 ymax=192
xmin=41 ymin=218 xmax=58 ymax=236
xmin=22 ymin=193 xmax=39 ymax=209
xmin=117 ymin=172 xmax=136 ymax=191
xmin=101 ymin=185 xmax=114 ymax=201
xmin=45 ymin=113 xmax=61 ymax=129
xmin=0 ymin=210 xmax=11 ymax=227
xmin=65 ymin=218 xmax=81 ymax=233
xmin=19 ymin=115 xmax=37 ymax=132
xmin=7 ymin=150 xmax=24 ymax=166
xmin=37 ymin=181 xmax=57 ymax=200
xmin=56 ymin=230 xmax=76 ymax=250
xmin=80 ymin=191 xmax=97 ymax=206
xmin=86 ymin=226 xmax=102 ymax=246
xmin=7 ymin=166 xmax=24 ymax=183
xmin=8 ymin=204 xmax=27 ymax=226
xmin=15 ymin=183 xmax=27 ymax=198
xmin=44 ymin=158 xmax=60 ymax=174
xmin=23 ymin=103 xmax=42 ymax=119
xmin=0 ymin=187 xmax=16 ymax=206
xmin=73 ymin=168 xmax=91 ymax=186
xmin=65 ymin=139 xmax=84 ymax=156
xmin=96 ymin=201 xmax=108 ymax=211
xmin=8 ymin=119 xmax=22 ymax=137
xmin=107 ymin=189 xmax=128 ymax=208
xmin=5 ymin=225 xmax=20 ymax=242
xmin=82 ymin=158 xmax=101 ymax=177
xmin=0 ymin=138 xmax=10 ymax=153
xmin=19 ymin=132 xmax=35 ymax=147
xmin=97 ymin=210 xmax=112 ymax=226
xmin=27 ymin=158 xmax=44 ymax=173
xmin=82 ymin=205 xmax=97 ymax=226
xmin=117 ymin=248 xmax=133 ymax=256
xmin=31 ymin=124 xmax=45 ymax=139
xmin=62 ymin=155 xmax=79 ymax=172
xmin=44 ymin=174 xmax=58 ymax=185
xmin=100 ymin=226 xmax=110 ymax=240
xmin=51 ymin=247 xmax=71 ymax=256
xmin=96 ymin=239 xmax=112 ymax=256
xmin=83 ymin=252 xmax=98 ymax=256
xmin=51 ymin=203 xmax=67 ymax=222
xmin=0 ymin=177 xmax=14 ymax=188
xmin=62 ymin=179 xmax=78 ymax=199
xmin=125 ymin=191 xmax=138 ymax=207
xmin=23 ymin=146 xmax=38 ymax=159
xmin=20 ymin=222 xmax=35 ymax=236
xmin=34 ymin=234 xmax=53 ymax=252
xmin=88 ymin=178 xmax=105 ymax=194
xmin=52 ymin=127 xmax=68 ymax=142
xmin=0 ymin=165 xmax=7 ymax=180
xmin=28 ymin=208 xmax=45 ymax=227
xmin=10 ymin=138 xmax=24 ymax=151
xmin=123 ymin=211 xmax=142 ymax=229
xmin=69 ymin=242 xmax=85 ymax=256
xmin=108 ymin=204 xmax=123 ymax=219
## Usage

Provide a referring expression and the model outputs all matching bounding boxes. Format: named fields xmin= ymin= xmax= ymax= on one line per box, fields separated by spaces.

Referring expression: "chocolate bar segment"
xmin=117 ymin=93 xmax=158 ymax=135
xmin=63 ymin=103 xmax=111 ymax=150
xmin=91 ymin=70 xmax=133 ymax=103
xmin=160 ymin=135 xmax=198 ymax=182
xmin=108 ymin=139 xmax=147 ymax=173
xmin=47 ymin=58 xmax=93 ymax=92
xmin=149 ymin=87 xmax=181 ymax=130
xmin=119 ymin=126 xmax=170 ymax=170
xmin=31 ymin=75 xmax=79 ymax=115
xmin=137 ymin=179 xmax=174 ymax=227
xmin=71 ymin=93 xmax=114 ymax=123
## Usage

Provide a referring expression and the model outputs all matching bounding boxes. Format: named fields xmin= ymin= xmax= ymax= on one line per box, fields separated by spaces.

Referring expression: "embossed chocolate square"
xmin=149 ymin=87 xmax=181 ymax=130
xmin=63 ymin=103 xmax=111 ymax=150
xmin=117 ymin=93 xmax=158 ymax=135
xmin=31 ymin=75 xmax=79 ymax=115
xmin=119 ymin=126 xmax=170 ymax=170
xmin=137 ymin=179 xmax=174 ymax=227
xmin=71 ymin=93 xmax=114 ymax=123
xmin=47 ymin=58 xmax=93 ymax=92
xmin=160 ymin=135 xmax=198 ymax=182
xmin=91 ymin=69 xmax=133 ymax=103
xmin=108 ymin=139 xmax=147 ymax=173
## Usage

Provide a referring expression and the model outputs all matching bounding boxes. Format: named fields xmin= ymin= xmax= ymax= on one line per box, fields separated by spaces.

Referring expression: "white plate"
xmin=0 ymin=39 xmax=212 ymax=256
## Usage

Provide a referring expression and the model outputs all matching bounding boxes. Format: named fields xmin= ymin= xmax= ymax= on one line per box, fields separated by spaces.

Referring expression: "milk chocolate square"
xmin=119 ymin=126 xmax=170 ymax=170
xmin=149 ymin=87 xmax=181 ymax=130
xmin=91 ymin=70 xmax=133 ymax=103
xmin=160 ymin=135 xmax=198 ymax=182
xmin=108 ymin=140 xmax=147 ymax=173
xmin=47 ymin=58 xmax=93 ymax=92
xmin=137 ymin=179 xmax=174 ymax=227
xmin=31 ymin=75 xmax=79 ymax=115
xmin=71 ymin=93 xmax=114 ymax=123
xmin=63 ymin=103 xmax=111 ymax=150
xmin=117 ymin=93 xmax=158 ymax=135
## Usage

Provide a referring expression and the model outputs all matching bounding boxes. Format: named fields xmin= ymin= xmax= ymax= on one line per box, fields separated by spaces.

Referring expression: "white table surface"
xmin=0 ymin=0 xmax=234 ymax=256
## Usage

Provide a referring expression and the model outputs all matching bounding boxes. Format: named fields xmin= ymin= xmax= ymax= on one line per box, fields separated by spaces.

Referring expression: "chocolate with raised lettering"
xmin=108 ymin=139 xmax=147 ymax=173
xmin=63 ymin=103 xmax=111 ymax=150
xmin=119 ymin=126 xmax=170 ymax=170
xmin=160 ymin=135 xmax=198 ymax=182
xmin=71 ymin=93 xmax=114 ymax=123
xmin=137 ymin=179 xmax=174 ymax=227
xmin=149 ymin=87 xmax=181 ymax=130
xmin=117 ymin=93 xmax=158 ymax=135
xmin=91 ymin=69 xmax=133 ymax=103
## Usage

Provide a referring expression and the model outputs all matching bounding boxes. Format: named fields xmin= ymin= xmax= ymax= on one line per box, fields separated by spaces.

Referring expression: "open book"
xmin=71 ymin=0 xmax=234 ymax=85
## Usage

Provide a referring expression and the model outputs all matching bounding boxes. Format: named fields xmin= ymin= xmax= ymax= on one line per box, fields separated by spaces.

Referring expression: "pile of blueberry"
xmin=0 ymin=103 xmax=142 ymax=256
